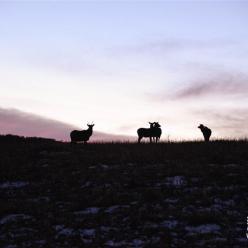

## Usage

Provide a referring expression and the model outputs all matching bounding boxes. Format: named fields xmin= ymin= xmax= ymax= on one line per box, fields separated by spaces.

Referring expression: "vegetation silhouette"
xmin=198 ymin=124 xmax=212 ymax=142
xmin=70 ymin=123 xmax=94 ymax=144
xmin=137 ymin=122 xmax=162 ymax=143
xmin=0 ymin=134 xmax=247 ymax=247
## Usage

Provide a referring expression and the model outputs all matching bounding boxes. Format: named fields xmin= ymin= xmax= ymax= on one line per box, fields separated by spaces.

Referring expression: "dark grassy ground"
xmin=0 ymin=135 xmax=247 ymax=247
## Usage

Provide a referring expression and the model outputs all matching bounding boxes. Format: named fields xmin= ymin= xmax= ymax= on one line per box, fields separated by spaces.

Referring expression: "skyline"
xmin=1 ymin=1 xmax=248 ymax=140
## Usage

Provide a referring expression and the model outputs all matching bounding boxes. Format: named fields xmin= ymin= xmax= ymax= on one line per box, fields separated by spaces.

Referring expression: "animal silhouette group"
xmin=137 ymin=122 xmax=162 ymax=143
xmin=70 ymin=122 xmax=212 ymax=143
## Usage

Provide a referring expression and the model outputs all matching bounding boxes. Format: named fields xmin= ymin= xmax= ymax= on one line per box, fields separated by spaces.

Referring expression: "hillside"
xmin=0 ymin=135 xmax=247 ymax=247
xmin=0 ymin=107 xmax=135 ymax=142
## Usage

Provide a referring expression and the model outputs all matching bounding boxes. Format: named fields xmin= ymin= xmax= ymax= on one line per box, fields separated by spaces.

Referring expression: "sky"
xmin=1 ymin=1 xmax=248 ymax=141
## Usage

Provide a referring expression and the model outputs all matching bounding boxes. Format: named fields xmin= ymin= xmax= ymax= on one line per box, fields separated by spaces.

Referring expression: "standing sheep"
xmin=152 ymin=122 xmax=162 ymax=143
xmin=137 ymin=122 xmax=162 ymax=143
xmin=198 ymin=124 xmax=212 ymax=142
xmin=137 ymin=122 xmax=154 ymax=143
xmin=70 ymin=124 xmax=94 ymax=143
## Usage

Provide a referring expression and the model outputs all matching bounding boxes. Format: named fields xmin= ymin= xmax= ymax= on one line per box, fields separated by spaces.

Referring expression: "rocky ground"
xmin=0 ymin=135 xmax=247 ymax=247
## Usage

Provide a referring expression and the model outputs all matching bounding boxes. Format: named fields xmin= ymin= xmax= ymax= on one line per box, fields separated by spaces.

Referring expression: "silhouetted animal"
xmin=198 ymin=124 xmax=212 ymax=142
xmin=137 ymin=122 xmax=162 ymax=143
xmin=152 ymin=122 xmax=162 ymax=143
xmin=137 ymin=122 xmax=153 ymax=143
xmin=70 ymin=124 xmax=94 ymax=143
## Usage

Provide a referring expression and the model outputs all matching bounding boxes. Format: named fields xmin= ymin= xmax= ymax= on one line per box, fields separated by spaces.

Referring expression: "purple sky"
xmin=0 ymin=1 xmax=248 ymax=140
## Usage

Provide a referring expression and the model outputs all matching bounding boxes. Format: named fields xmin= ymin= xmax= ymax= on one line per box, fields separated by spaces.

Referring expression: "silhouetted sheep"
xmin=137 ymin=122 xmax=162 ymax=143
xmin=70 ymin=124 xmax=94 ymax=143
xmin=152 ymin=122 xmax=162 ymax=143
xmin=198 ymin=124 xmax=212 ymax=142
xmin=137 ymin=122 xmax=153 ymax=143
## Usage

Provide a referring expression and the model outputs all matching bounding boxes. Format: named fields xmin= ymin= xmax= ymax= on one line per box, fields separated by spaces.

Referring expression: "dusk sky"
xmin=1 ymin=1 xmax=248 ymax=141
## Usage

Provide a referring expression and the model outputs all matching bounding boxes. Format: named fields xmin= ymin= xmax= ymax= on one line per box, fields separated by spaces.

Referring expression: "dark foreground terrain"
xmin=0 ymin=135 xmax=247 ymax=248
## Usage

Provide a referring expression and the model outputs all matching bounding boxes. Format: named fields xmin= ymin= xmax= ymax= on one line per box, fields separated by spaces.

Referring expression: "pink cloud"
xmin=146 ymin=71 xmax=248 ymax=103
xmin=172 ymin=72 xmax=248 ymax=99
xmin=0 ymin=107 xmax=134 ymax=142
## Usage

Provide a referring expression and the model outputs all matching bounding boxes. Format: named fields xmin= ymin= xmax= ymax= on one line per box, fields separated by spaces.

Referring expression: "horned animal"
xmin=137 ymin=122 xmax=153 ymax=143
xmin=198 ymin=124 xmax=212 ymax=142
xmin=70 ymin=124 xmax=95 ymax=143
xmin=137 ymin=122 xmax=162 ymax=143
